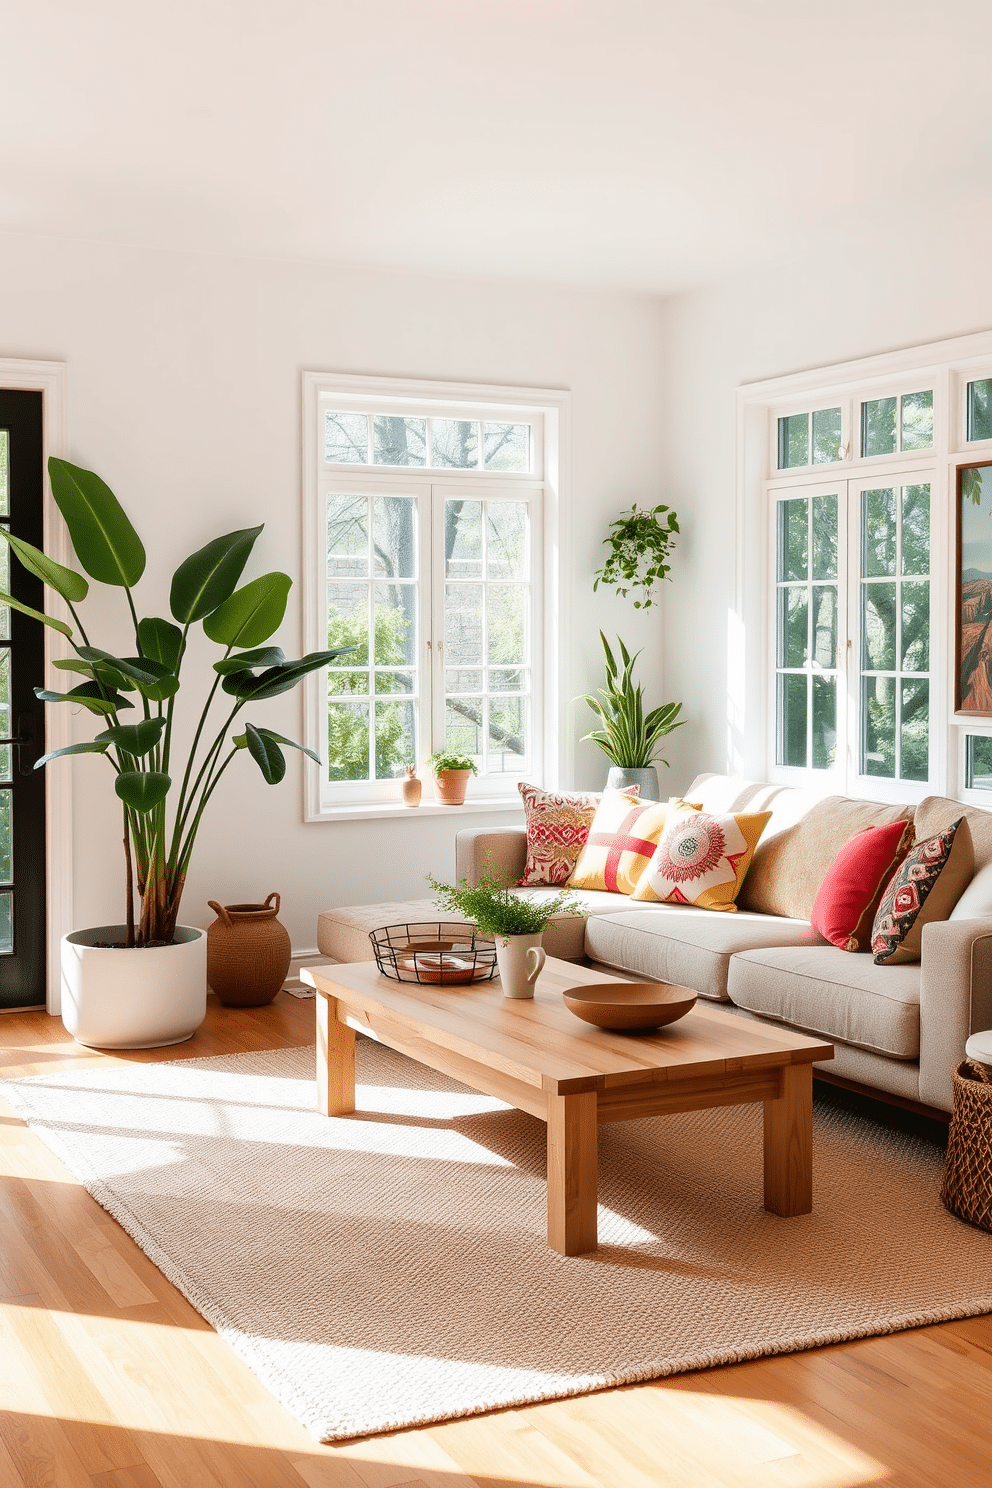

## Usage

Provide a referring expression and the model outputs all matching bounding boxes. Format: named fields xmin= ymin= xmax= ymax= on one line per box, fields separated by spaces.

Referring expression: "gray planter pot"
xmin=606 ymin=766 xmax=660 ymax=801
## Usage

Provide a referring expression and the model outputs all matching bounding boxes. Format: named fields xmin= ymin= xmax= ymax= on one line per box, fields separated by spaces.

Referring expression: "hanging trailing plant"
xmin=593 ymin=502 xmax=679 ymax=609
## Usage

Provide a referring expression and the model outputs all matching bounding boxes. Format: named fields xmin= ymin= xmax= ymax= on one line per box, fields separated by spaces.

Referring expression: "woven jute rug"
xmin=4 ymin=1038 xmax=991 ymax=1442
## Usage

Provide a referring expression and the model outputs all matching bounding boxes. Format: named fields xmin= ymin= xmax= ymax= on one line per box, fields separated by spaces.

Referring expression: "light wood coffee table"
xmin=303 ymin=957 xmax=834 ymax=1255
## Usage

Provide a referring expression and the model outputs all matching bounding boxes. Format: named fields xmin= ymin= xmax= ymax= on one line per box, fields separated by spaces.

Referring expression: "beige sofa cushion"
xmin=683 ymin=774 xmax=914 ymax=921
xmin=584 ymin=905 xmax=826 ymax=1002
xmin=914 ymin=796 xmax=992 ymax=872
xmin=316 ymin=888 xmax=649 ymax=964
xmin=727 ymin=945 xmax=922 ymax=1059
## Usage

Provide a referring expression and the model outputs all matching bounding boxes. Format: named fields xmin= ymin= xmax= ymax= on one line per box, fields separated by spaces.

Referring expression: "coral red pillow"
xmin=517 ymin=783 xmax=607 ymax=887
xmin=811 ymin=821 xmax=914 ymax=952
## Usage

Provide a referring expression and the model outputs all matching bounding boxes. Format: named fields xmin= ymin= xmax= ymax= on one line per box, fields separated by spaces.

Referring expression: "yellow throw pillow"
xmin=631 ymin=807 xmax=772 ymax=912
xmin=567 ymin=792 xmax=672 ymax=895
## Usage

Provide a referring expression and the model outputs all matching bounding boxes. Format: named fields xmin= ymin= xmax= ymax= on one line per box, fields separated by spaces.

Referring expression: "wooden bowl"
xmin=562 ymin=981 xmax=696 ymax=1032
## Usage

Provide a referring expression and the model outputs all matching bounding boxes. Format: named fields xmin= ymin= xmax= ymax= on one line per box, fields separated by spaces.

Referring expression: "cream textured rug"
xmin=4 ymin=1038 xmax=991 ymax=1442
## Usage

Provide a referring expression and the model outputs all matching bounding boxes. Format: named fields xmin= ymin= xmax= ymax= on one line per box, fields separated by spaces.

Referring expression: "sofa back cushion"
xmin=684 ymin=775 xmax=914 ymax=920
xmin=915 ymin=795 xmax=992 ymax=872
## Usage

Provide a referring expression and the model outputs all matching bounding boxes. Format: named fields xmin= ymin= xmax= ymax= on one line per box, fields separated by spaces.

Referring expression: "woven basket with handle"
xmin=940 ymin=1059 xmax=992 ymax=1233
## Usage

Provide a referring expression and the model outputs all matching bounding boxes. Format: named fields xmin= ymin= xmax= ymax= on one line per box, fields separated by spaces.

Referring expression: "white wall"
xmin=661 ymin=212 xmax=992 ymax=788
xmin=0 ymin=232 xmax=666 ymax=949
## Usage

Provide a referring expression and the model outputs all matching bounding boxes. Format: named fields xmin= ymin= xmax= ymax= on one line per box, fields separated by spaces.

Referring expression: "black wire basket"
xmin=369 ymin=921 xmax=497 ymax=985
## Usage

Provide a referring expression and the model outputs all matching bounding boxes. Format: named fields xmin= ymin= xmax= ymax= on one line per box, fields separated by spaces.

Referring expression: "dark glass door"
xmin=0 ymin=391 xmax=47 ymax=1009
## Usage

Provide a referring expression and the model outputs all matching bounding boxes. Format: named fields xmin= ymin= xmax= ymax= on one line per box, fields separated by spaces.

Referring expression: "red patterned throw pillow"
xmin=811 ymin=820 xmax=915 ymax=952
xmin=871 ymin=817 xmax=974 ymax=965
xmin=517 ymin=783 xmax=607 ymax=887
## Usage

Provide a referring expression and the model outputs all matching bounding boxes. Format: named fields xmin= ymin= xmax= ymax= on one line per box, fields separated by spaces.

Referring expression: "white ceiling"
xmin=3 ymin=0 xmax=991 ymax=296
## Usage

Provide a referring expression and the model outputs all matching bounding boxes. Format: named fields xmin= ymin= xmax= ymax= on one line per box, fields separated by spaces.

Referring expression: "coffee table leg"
xmin=547 ymin=1091 xmax=598 ymax=1255
xmin=763 ymin=1063 xmax=813 ymax=1215
xmin=316 ymin=994 xmax=356 ymax=1116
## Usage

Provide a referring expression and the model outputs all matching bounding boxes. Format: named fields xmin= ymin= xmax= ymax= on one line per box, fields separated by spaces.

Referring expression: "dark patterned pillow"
xmin=871 ymin=817 xmax=974 ymax=965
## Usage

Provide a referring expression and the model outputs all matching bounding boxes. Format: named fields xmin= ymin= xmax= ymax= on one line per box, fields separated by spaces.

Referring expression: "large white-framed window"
xmin=735 ymin=329 xmax=992 ymax=803
xmin=302 ymin=374 xmax=569 ymax=819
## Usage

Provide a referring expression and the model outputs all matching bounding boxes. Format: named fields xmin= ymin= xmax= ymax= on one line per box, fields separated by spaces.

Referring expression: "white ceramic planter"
xmin=494 ymin=932 xmax=547 ymax=1000
xmin=60 ymin=925 xmax=207 ymax=1049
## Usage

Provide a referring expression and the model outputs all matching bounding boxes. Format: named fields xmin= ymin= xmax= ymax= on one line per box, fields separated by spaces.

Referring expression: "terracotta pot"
xmin=401 ymin=766 xmax=422 ymax=806
xmin=207 ymin=893 xmax=292 ymax=1007
xmin=434 ymin=768 xmax=472 ymax=805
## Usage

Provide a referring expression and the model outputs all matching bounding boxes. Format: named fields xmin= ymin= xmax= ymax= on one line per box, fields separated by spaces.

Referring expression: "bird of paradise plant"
xmin=2 ymin=457 xmax=352 ymax=947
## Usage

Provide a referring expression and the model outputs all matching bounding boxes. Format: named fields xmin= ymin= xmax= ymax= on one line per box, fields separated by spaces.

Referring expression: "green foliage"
xmin=427 ymin=865 xmax=582 ymax=938
xmin=17 ymin=456 xmax=353 ymax=946
xmin=427 ymin=751 xmax=478 ymax=774
xmin=582 ymin=632 xmax=684 ymax=769
xmin=963 ymin=467 xmax=985 ymax=506
xmin=326 ymin=604 xmax=413 ymax=781
xmin=593 ymin=503 xmax=679 ymax=609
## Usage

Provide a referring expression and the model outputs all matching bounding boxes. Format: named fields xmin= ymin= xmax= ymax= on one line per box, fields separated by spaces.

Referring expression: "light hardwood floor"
xmin=1 ymin=990 xmax=990 ymax=1488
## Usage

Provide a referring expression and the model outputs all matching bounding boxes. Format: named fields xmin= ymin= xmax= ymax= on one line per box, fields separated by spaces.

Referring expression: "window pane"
xmin=901 ymin=582 xmax=929 ymax=672
xmin=812 ymin=676 xmax=836 ymax=769
xmin=900 ymin=390 xmax=933 ymax=451
xmin=444 ymin=699 xmax=482 ymax=760
xmin=486 ymin=503 xmax=527 ymax=580
xmin=486 ymin=585 xmax=526 ymax=665
xmin=0 ymin=654 xmax=11 ymax=774
xmin=446 ymin=668 xmax=482 ymax=694
xmin=372 ymin=496 xmax=416 ymax=580
xmin=374 ymin=669 xmax=414 ymax=696
xmin=777 ymin=587 xmax=807 ymax=668
xmin=431 ymin=419 xmax=478 ymax=468
xmin=777 ymin=415 xmax=809 ymax=470
xmin=0 ymin=429 xmax=8 ymax=516
xmin=777 ymin=674 xmax=807 ymax=766
xmin=0 ymin=892 xmax=11 ymax=955
xmin=372 ymin=585 xmax=415 ymax=669
xmin=967 ymin=379 xmax=992 ymax=442
xmin=374 ymin=700 xmax=415 ymax=780
xmin=811 ymin=407 xmax=842 ymax=464
xmin=488 ymin=696 xmax=527 ymax=772
xmin=811 ymin=493 xmax=838 ymax=579
xmin=445 ymin=501 xmax=482 ymax=579
xmin=862 ymin=676 xmax=895 ymax=777
xmin=445 ymin=583 xmax=483 ymax=664
xmin=483 ymin=422 xmax=530 ymax=472
xmin=863 ymin=584 xmax=897 ymax=670
xmin=373 ymin=415 xmax=426 ymax=467
xmin=900 ymin=679 xmax=929 ymax=781
xmin=862 ymin=487 xmax=897 ymax=577
xmin=0 ymin=791 xmax=10 ymax=885
xmin=327 ymin=700 xmax=370 ymax=781
xmin=966 ymin=735 xmax=992 ymax=790
xmin=490 ymin=667 xmax=525 ymax=691
xmin=811 ymin=586 xmax=837 ymax=668
xmin=324 ymin=411 xmax=368 ymax=464
xmin=326 ymin=494 xmax=368 ymax=578
xmin=0 ymin=533 xmax=8 ymax=642
xmin=777 ymin=499 xmax=808 ymax=581
xmin=861 ymin=397 xmax=897 ymax=458
xmin=901 ymin=484 xmax=930 ymax=576
xmin=326 ymin=584 xmax=369 ymax=691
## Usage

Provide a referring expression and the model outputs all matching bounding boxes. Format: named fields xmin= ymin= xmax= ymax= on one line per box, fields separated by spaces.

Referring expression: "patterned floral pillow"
xmin=517 ymin=783 xmax=606 ymax=887
xmin=871 ymin=817 xmax=974 ymax=965
xmin=630 ymin=807 xmax=772 ymax=912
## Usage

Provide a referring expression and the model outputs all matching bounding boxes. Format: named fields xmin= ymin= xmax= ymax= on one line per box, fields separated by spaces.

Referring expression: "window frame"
xmin=302 ymin=372 xmax=570 ymax=821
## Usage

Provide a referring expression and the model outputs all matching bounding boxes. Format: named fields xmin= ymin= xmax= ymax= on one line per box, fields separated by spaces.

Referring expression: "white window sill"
xmin=308 ymin=798 xmax=525 ymax=824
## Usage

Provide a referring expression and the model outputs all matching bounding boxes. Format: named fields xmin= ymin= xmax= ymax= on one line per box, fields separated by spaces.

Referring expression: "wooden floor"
xmin=1 ymin=990 xmax=991 ymax=1488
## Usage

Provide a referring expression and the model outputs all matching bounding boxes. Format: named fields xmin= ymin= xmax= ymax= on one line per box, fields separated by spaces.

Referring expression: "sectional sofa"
xmin=316 ymin=773 xmax=992 ymax=1114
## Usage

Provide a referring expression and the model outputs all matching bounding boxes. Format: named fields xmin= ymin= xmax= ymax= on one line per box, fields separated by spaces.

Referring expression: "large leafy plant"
xmin=4 ymin=458 xmax=352 ymax=947
xmin=593 ymin=502 xmax=679 ymax=609
xmin=582 ymin=631 xmax=683 ymax=769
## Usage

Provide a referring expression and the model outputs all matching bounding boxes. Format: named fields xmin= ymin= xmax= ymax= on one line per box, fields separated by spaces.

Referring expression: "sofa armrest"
xmin=454 ymin=827 xmax=527 ymax=886
xmin=919 ymin=916 xmax=992 ymax=1109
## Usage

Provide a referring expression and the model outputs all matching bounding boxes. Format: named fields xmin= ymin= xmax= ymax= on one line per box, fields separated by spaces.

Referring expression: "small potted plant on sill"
xmin=582 ymin=631 xmax=684 ymax=800
xmin=427 ymin=866 xmax=582 ymax=999
xmin=427 ymin=750 xmax=478 ymax=806
xmin=4 ymin=457 xmax=353 ymax=1050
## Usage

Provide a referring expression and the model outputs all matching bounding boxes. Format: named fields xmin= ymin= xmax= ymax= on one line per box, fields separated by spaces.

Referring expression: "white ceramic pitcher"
xmin=495 ymin=932 xmax=546 ymax=999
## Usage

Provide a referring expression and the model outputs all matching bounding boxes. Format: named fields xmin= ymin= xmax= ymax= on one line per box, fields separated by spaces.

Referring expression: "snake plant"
xmin=581 ymin=632 xmax=683 ymax=769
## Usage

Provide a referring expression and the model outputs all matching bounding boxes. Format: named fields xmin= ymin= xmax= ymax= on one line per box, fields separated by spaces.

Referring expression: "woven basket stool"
xmin=941 ymin=1059 xmax=992 ymax=1233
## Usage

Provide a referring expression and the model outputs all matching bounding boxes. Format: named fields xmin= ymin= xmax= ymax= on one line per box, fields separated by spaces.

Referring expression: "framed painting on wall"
xmin=958 ymin=461 xmax=992 ymax=713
